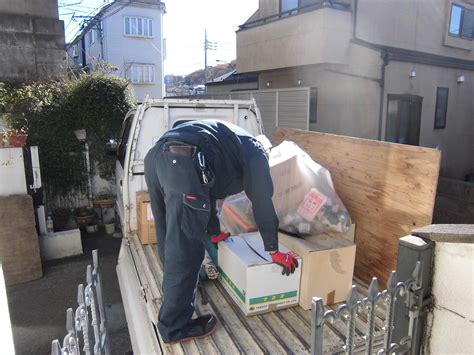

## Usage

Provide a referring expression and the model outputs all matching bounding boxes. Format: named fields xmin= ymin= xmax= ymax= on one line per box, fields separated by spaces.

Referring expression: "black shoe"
xmin=165 ymin=314 xmax=217 ymax=344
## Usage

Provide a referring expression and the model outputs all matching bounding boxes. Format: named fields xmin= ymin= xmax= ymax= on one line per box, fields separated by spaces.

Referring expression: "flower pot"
xmin=74 ymin=214 xmax=95 ymax=227
xmin=93 ymin=199 xmax=115 ymax=208
xmin=86 ymin=224 xmax=98 ymax=234
xmin=104 ymin=223 xmax=115 ymax=235
xmin=10 ymin=134 xmax=28 ymax=148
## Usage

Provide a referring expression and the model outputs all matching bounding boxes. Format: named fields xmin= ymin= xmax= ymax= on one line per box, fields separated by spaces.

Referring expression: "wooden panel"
xmin=0 ymin=195 xmax=42 ymax=285
xmin=273 ymin=128 xmax=441 ymax=286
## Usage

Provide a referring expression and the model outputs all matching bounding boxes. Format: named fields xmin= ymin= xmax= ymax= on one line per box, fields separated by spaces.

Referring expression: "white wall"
xmin=103 ymin=2 xmax=165 ymax=100
xmin=424 ymin=241 xmax=474 ymax=354
xmin=0 ymin=148 xmax=27 ymax=196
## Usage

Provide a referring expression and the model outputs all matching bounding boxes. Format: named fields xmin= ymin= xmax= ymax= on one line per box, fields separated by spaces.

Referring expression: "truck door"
xmin=116 ymin=110 xmax=135 ymax=223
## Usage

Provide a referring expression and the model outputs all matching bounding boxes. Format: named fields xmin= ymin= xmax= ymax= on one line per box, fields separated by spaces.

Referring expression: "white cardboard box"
xmin=218 ymin=232 xmax=302 ymax=316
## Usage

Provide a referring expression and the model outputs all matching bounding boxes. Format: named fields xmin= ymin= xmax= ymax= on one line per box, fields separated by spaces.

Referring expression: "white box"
xmin=218 ymin=232 xmax=302 ymax=316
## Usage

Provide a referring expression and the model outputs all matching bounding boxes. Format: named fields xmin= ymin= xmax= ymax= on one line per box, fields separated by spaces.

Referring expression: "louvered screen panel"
xmin=277 ymin=89 xmax=309 ymax=130
xmin=251 ymin=91 xmax=277 ymax=139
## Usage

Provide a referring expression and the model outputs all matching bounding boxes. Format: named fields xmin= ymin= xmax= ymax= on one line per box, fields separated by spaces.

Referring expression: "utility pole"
xmin=203 ymin=30 xmax=217 ymax=86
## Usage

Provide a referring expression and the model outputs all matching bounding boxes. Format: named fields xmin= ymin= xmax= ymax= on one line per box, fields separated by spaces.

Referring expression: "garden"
xmin=0 ymin=73 xmax=135 ymax=233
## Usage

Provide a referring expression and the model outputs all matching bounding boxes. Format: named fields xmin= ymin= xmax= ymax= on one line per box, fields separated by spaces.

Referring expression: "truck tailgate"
xmin=126 ymin=234 xmax=386 ymax=354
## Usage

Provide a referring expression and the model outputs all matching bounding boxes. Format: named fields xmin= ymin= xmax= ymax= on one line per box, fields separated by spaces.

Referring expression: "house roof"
xmin=206 ymin=71 xmax=258 ymax=86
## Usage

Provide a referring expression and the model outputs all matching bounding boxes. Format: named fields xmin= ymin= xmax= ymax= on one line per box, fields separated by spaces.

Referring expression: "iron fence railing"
xmin=51 ymin=250 xmax=110 ymax=355
xmin=312 ymin=261 xmax=423 ymax=354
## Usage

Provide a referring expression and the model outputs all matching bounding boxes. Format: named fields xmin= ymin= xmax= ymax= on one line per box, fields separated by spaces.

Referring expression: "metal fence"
xmin=51 ymin=250 xmax=110 ymax=355
xmin=311 ymin=261 xmax=423 ymax=354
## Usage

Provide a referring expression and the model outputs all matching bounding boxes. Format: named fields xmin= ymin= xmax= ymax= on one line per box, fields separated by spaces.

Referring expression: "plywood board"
xmin=0 ymin=195 xmax=42 ymax=285
xmin=273 ymin=128 xmax=441 ymax=287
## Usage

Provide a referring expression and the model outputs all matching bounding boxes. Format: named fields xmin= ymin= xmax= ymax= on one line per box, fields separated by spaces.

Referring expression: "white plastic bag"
xmin=219 ymin=140 xmax=351 ymax=236
xmin=269 ymin=141 xmax=351 ymax=235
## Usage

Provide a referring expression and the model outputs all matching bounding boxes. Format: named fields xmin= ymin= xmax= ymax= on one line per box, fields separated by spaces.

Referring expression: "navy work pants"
xmin=144 ymin=140 xmax=211 ymax=342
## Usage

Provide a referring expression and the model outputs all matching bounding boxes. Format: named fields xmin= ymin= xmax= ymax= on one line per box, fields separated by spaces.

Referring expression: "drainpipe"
xmin=353 ymin=0 xmax=389 ymax=141
xmin=378 ymin=51 xmax=388 ymax=141
xmin=352 ymin=0 xmax=358 ymax=38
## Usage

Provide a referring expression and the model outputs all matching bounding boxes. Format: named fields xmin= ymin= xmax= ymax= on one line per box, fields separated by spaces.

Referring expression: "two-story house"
xmin=66 ymin=0 xmax=166 ymax=100
xmin=227 ymin=0 xmax=474 ymax=180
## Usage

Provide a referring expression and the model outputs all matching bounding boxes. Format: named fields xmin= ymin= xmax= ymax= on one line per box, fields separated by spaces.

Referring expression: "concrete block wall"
xmin=426 ymin=241 xmax=474 ymax=353
xmin=413 ymin=225 xmax=474 ymax=354
xmin=0 ymin=12 xmax=65 ymax=82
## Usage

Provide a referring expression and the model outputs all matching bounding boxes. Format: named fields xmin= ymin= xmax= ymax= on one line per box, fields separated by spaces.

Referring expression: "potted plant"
xmin=3 ymin=127 xmax=28 ymax=148
xmin=93 ymin=192 xmax=116 ymax=208
xmin=104 ymin=218 xmax=116 ymax=235
xmin=74 ymin=207 xmax=96 ymax=227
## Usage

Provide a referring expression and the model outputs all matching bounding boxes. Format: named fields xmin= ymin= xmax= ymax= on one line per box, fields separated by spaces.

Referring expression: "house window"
xmin=88 ymin=28 xmax=97 ymax=46
xmin=449 ymin=4 xmax=474 ymax=39
xmin=72 ymin=44 xmax=78 ymax=57
xmin=281 ymin=0 xmax=299 ymax=13
xmin=124 ymin=16 xmax=153 ymax=37
xmin=125 ymin=64 xmax=155 ymax=84
xmin=434 ymin=87 xmax=449 ymax=129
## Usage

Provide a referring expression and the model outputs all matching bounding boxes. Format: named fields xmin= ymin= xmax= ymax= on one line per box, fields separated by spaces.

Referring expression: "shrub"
xmin=0 ymin=73 xmax=135 ymax=203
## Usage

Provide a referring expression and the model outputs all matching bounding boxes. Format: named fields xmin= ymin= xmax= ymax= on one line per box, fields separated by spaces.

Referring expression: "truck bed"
xmin=126 ymin=234 xmax=386 ymax=354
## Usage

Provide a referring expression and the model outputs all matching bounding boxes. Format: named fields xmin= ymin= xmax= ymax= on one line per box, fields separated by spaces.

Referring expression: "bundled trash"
xmin=219 ymin=140 xmax=351 ymax=236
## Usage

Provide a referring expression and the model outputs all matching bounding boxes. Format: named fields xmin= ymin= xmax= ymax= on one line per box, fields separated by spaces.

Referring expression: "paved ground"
xmin=7 ymin=230 xmax=132 ymax=355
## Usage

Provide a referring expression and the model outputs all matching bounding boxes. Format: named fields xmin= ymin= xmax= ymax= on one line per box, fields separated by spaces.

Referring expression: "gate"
xmin=311 ymin=234 xmax=434 ymax=354
xmin=51 ymin=250 xmax=110 ymax=355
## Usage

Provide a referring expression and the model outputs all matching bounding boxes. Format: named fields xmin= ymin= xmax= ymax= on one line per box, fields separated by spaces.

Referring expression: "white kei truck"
xmin=116 ymin=99 xmax=332 ymax=354
xmin=115 ymin=98 xmax=442 ymax=354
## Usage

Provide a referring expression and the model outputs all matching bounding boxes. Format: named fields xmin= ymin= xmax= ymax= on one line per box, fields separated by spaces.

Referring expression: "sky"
xmin=59 ymin=0 xmax=258 ymax=76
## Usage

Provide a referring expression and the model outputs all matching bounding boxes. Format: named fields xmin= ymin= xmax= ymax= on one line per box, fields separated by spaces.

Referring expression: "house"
xmin=66 ymin=0 xmax=166 ymax=100
xmin=228 ymin=0 xmax=474 ymax=180
xmin=0 ymin=0 xmax=65 ymax=82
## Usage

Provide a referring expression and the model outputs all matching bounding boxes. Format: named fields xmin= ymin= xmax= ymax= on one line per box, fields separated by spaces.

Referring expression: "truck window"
xmin=118 ymin=113 xmax=134 ymax=168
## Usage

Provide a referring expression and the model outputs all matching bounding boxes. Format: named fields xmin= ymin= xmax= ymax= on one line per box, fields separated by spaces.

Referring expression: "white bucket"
xmin=105 ymin=223 xmax=115 ymax=235
xmin=86 ymin=224 xmax=98 ymax=234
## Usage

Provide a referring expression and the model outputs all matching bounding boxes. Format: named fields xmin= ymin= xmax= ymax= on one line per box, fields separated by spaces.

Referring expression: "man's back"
xmin=161 ymin=120 xmax=265 ymax=199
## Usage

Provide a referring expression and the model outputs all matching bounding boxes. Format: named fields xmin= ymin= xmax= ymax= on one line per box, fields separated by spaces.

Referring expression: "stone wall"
xmin=0 ymin=6 xmax=65 ymax=82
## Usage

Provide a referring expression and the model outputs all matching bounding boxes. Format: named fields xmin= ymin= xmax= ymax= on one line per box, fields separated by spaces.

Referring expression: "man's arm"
xmin=242 ymin=153 xmax=279 ymax=252
xmin=241 ymin=147 xmax=299 ymax=276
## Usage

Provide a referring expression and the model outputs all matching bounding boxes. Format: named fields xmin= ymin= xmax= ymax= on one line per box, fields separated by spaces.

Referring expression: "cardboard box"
xmin=136 ymin=191 xmax=156 ymax=245
xmin=218 ymin=232 xmax=302 ymax=316
xmin=269 ymin=154 xmax=311 ymax=214
xmin=279 ymin=229 xmax=356 ymax=309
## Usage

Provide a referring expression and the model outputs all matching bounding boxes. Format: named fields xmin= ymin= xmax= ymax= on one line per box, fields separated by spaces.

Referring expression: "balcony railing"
xmin=238 ymin=0 xmax=351 ymax=31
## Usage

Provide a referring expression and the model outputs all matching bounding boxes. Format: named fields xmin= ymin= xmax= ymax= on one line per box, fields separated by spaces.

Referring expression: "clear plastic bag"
xmin=219 ymin=192 xmax=257 ymax=235
xmin=219 ymin=140 xmax=351 ymax=236
xmin=269 ymin=141 xmax=351 ymax=235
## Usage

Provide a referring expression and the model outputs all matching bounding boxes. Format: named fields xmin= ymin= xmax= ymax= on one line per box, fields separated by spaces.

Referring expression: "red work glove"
xmin=270 ymin=251 xmax=299 ymax=276
xmin=211 ymin=232 xmax=230 ymax=244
